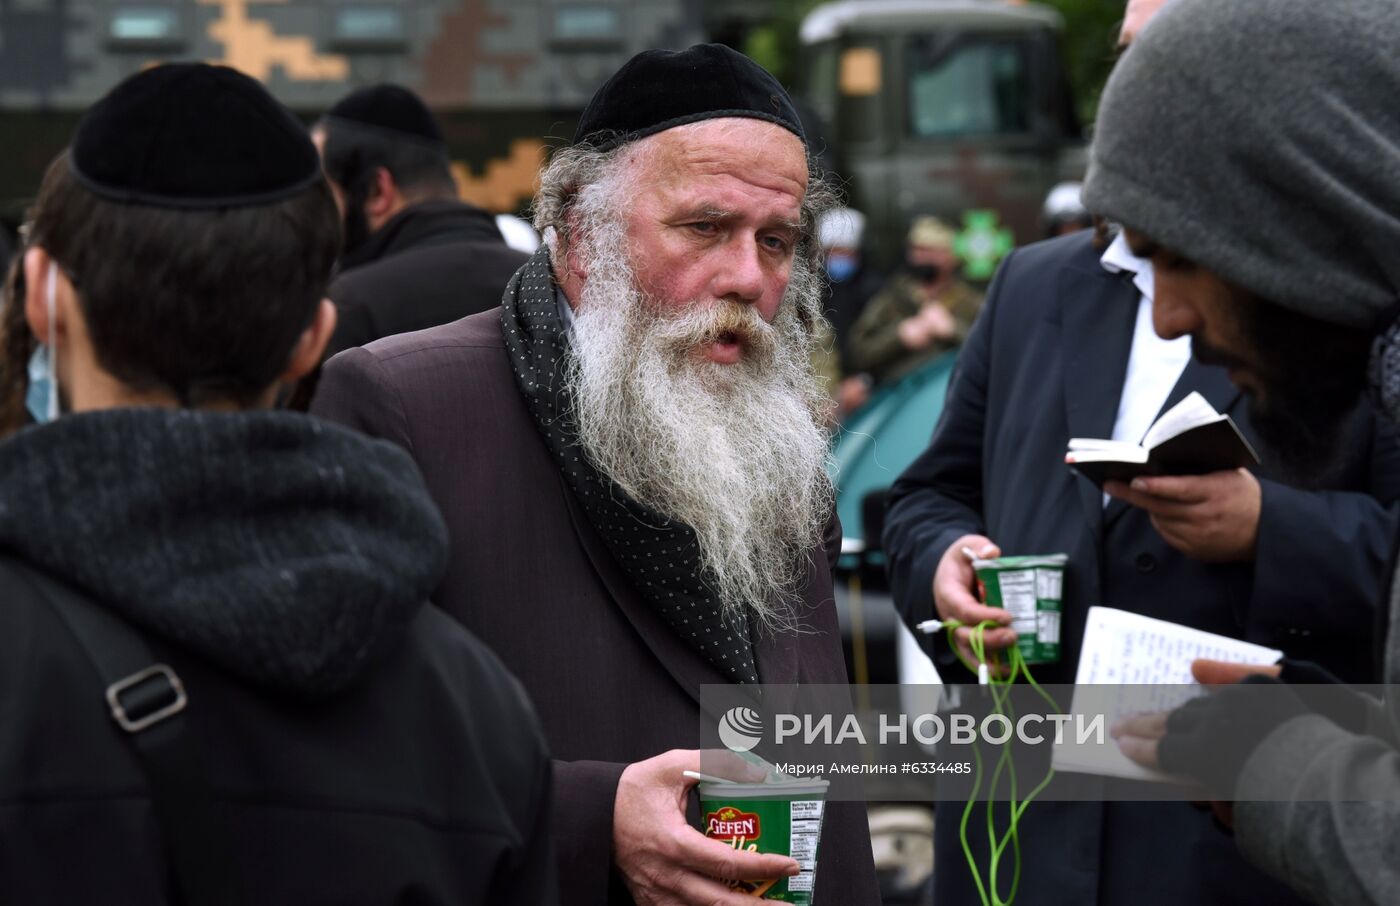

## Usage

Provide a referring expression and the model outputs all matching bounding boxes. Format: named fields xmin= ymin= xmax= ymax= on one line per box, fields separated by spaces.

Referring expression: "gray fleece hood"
xmin=0 ymin=409 xmax=448 ymax=698
xmin=1083 ymin=0 xmax=1400 ymax=331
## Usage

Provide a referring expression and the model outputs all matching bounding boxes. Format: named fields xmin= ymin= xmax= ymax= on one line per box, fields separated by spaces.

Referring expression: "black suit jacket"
xmin=883 ymin=231 xmax=1400 ymax=905
xmin=312 ymin=311 xmax=880 ymax=906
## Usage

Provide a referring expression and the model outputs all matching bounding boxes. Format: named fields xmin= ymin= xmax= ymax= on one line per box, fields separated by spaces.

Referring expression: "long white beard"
xmin=564 ymin=219 xmax=834 ymax=635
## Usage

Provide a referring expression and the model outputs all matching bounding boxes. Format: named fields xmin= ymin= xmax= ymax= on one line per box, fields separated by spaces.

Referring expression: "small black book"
xmin=1065 ymin=392 xmax=1260 ymax=486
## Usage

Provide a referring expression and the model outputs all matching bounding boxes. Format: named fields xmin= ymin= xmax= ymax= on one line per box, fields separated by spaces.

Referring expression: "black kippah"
xmin=70 ymin=63 xmax=321 ymax=209
xmin=574 ymin=43 xmax=804 ymax=150
xmin=324 ymin=83 xmax=445 ymax=146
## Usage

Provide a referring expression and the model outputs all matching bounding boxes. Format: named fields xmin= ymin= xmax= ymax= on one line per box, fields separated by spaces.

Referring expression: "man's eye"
xmin=1156 ymin=251 xmax=1197 ymax=273
xmin=688 ymin=222 xmax=720 ymax=236
xmin=762 ymin=235 xmax=792 ymax=253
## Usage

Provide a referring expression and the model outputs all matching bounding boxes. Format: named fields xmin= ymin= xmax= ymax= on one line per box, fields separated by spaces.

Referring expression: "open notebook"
xmin=1065 ymin=392 xmax=1259 ymax=486
xmin=1051 ymin=607 xmax=1282 ymax=782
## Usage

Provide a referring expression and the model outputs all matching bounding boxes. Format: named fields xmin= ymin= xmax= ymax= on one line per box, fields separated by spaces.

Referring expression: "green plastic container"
xmin=973 ymin=554 xmax=1068 ymax=664
xmin=697 ymin=778 xmax=829 ymax=902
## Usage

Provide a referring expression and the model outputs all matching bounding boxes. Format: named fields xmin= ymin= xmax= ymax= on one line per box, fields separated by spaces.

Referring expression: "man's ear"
xmin=22 ymin=246 xmax=64 ymax=343
xmin=280 ymin=299 xmax=338 ymax=383
xmin=561 ymin=207 xmax=589 ymax=281
xmin=364 ymin=166 xmax=398 ymax=221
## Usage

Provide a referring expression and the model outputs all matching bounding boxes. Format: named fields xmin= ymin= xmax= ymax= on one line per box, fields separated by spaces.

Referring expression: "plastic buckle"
xmin=106 ymin=664 xmax=187 ymax=733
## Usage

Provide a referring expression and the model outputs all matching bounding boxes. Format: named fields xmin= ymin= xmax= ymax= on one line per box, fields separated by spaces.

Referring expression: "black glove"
xmin=1157 ymin=675 xmax=1308 ymax=797
xmin=1277 ymin=658 xmax=1370 ymax=734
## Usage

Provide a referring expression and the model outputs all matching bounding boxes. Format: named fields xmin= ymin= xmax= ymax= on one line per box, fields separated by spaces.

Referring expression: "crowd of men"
xmin=0 ymin=0 xmax=1398 ymax=903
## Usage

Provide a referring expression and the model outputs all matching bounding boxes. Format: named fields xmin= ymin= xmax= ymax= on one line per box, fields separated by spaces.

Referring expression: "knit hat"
xmin=574 ymin=44 xmax=804 ymax=151
xmin=70 ymin=63 xmax=321 ymax=209
xmin=1083 ymin=0 xmax=1400 ymax=330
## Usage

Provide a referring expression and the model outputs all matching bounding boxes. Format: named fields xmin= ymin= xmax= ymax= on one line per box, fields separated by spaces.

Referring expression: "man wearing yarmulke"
xmin=1089 ymin=0 xmax=1400 ymax=902
xmin=315 ymin=44 xmax=880 ymax=905
xmin=311 ymin=84 xmax=526 ymax=360
xmin=0 ymin=63 xmax=554 ymax=903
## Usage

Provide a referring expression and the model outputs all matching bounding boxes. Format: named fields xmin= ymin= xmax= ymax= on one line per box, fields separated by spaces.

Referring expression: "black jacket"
xmin=326 ymin=200 xmax=528 ymax=358
xmin=312 ymin=309 xmax=883 ymax=905
xmin=0 ymin=409 xmax=556 ymax=905
xmin=885 ymin=231 xmax=1400 ymax=686
xmin=883 ymin=231 xmax=1400 ymax=906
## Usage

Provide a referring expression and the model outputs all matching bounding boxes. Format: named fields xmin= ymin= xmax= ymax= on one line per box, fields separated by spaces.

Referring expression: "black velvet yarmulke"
xmin=324 ymin=83 xmax=445 ymax=146
xmin=69 ymin=63 xmax=321 ymax=209
xmin=573 ymin=43 xmax=804 ymax=150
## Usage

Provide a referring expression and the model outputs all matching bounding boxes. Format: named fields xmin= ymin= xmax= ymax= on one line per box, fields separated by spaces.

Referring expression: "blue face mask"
xmin=825 ymin=253 xmax=858 ymax=283
xmin=25 ymin=262 xmax=60 ymax=424
xmin=25 ymin=344 xmax=55 ymax=424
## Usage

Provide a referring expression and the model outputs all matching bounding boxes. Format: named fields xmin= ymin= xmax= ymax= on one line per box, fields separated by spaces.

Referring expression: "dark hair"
xmin=0 ymin=254 xmax=33 ymax=436
xmin=25 ymin=152 xmax=340 ymax=407
xmin=318 ymin=118 xmax=456 ymax=201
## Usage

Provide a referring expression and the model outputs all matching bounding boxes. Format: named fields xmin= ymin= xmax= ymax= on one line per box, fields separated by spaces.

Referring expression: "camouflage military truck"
xmin=0 ymin=0 xmax=769 ymax=236
xmin=798 ymin=0 xmax=1087 ymax=273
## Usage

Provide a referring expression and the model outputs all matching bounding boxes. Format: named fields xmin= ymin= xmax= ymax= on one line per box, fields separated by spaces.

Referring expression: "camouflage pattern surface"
xmin=0 ymin=0 xmax=769 ymax=220
xmin=0 ymin=0 xmax=719 ymax=109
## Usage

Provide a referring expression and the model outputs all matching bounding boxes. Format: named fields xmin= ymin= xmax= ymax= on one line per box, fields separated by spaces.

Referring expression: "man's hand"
xmin=1111 ymin=710 xmax=1169 ymax=771
xmin=614 ymin=750 xmax=800 ymax=906
xmin=918 ymin=301 xmax=957 ymax=341
xmin=898 ymin=315 xmax=933 ymax=350
xmin=1191 ymin=659 xmax=1282 ymax=685
xmin=1113 ymin=659 xmax=1282 ymax=769
xmin=1104 ymin=468 xmax=1261 ymax=562
xmin=1114 ymin=659 xmax=1298 ymax=828
xmin=933 ymin=535 xmax=1016 ymax=670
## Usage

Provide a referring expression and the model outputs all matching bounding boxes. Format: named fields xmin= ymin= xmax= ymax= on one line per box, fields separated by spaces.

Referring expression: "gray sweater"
xmin=1234 ymin=567 xmax=1400 ymax=905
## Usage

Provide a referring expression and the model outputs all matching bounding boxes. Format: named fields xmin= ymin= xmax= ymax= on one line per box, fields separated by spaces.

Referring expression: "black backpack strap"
xmin=16 ymin=564 xmax=244 ymax=906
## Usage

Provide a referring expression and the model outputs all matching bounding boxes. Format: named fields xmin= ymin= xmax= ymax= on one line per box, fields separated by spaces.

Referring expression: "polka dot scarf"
xmin=1370 ymin=315 xmax=1400 ymax=428
xmin=501 ymin=250 xmax=760 ymax=685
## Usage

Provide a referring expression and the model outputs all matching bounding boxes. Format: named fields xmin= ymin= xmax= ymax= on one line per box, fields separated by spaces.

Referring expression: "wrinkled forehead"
xmin=624 ymin=118 xmax=809 ymax=200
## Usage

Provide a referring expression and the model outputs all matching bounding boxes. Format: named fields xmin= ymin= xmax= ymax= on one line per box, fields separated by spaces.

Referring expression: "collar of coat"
xmin=340 ymin=199 xmax=504 ymax=271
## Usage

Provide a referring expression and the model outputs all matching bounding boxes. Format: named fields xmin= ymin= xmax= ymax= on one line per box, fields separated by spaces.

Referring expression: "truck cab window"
xmin=907 ymin=36 xmax=1030 ymax=139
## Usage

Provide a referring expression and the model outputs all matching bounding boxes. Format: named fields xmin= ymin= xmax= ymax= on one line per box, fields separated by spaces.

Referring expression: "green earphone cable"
xmin=942 ymin=619 xmax=1060 ymax=906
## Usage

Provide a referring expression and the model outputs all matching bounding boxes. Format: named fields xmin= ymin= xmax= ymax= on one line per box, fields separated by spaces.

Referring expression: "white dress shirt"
xmin=1099 ymin=232 xmax=1192 ymax=502
xmin=1101 ymin=232 xmax=1192 ymax=443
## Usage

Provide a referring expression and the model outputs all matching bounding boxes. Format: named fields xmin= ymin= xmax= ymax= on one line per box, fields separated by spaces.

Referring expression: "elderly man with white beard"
xmin=313 ymin=45 xmax=881 ymax=906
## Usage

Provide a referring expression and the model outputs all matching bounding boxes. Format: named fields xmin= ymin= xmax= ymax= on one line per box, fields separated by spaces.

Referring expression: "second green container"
xmin=972 ymin=553 xmax=1068 ymax=664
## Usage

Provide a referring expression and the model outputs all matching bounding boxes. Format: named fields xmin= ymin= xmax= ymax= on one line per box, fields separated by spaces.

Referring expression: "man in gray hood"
xmin=1090 ymin=0 xmax=1400 ymax=902
xmin=0 ymin=63 xmax=554 ymax=903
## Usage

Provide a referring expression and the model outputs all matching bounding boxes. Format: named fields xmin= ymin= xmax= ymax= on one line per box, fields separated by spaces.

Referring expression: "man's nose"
xmin=1152 ymin=285 xmax=1202 ymax=340
xmin=710 ymin=238 xmax=770 ymax=312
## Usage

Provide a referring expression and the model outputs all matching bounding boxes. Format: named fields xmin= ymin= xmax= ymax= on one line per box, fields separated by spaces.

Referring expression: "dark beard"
xmin=335 ymin=177 xmax=375 ymax=270
xmin=1245 ymin=390 xmax=1362 ymax=487
xmin=1198 ymin=296 xmax=1371 ymax=488
xmin=338 ymin=206 xmax=373 ymax=268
